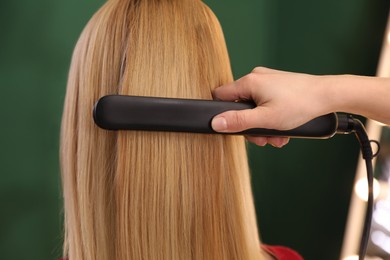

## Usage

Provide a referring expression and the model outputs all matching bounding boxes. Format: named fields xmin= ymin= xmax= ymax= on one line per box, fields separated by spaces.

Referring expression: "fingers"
xmin=212 ymin=74 xmax=256 ymax=102
xmin=246 ymin=136 xmax=290 ymax=148
xmin=211 ymin=107 xmax=290 ymax=148
xmin=212 ymin=66 xmax=293 ymax=148
xmin=213 ymin=67 xmax=293 ymax=101
xmin=211 ymin=107 xmax=276 ymax=133
xmin=267 ymin=137 xmax=290 ymax=147
xmin=245 ymin=136 xmax=268 ymax=146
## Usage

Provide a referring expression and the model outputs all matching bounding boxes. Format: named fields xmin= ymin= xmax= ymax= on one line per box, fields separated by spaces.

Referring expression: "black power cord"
xmin=353 ymin=119 xmax=374 ymax=260
xmin=338 ymin=115 xmax=379 ymax=260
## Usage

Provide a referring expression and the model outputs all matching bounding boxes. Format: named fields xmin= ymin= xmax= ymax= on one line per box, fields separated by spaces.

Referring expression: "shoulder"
xmin=262 ymin=245 xmax=303 ymax=260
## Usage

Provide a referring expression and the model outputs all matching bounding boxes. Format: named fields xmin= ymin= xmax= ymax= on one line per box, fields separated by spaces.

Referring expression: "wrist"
xmin=317 ymin=74 xmax=354 ymax=115
xmin=312 ymin=75 xmax=340 ymax=115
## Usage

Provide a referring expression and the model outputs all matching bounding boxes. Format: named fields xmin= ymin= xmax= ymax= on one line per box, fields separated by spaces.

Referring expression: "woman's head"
xmin=61 ymin=0 xmax=264 ymax=259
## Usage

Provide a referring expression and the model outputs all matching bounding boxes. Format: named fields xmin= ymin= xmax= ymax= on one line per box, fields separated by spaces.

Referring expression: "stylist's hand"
xmin=212 ymin=67 xmax=329 ymax=147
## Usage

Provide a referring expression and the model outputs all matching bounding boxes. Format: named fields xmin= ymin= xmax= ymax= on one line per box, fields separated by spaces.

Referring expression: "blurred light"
xmin=387 ymin=32 xmax=390 ymax=44
xmin=344 ymin=253 xmax=385 ymax=260
xmin=373 ymin=200 xmax=390 ymax=231
xmin=355 ymin=178 xmax=380 ymax=201
xmin=372 ymin=231 xmax=390 ymax=254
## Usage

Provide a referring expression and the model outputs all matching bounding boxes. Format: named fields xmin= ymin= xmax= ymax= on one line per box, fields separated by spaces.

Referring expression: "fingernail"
xmin=270 ymin=142 xmax=283 ymax=148
xmin=212 ymin=117 xmax=227 ymax=132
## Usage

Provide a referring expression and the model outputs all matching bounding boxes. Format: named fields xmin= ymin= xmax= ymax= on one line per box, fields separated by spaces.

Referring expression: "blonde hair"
xmin=61 ymin=0 xmax=265 ymax=259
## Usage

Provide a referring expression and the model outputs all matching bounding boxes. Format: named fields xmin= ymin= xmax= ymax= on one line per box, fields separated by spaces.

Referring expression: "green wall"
xmin=0 ymin=0 xmax=388 ymax=259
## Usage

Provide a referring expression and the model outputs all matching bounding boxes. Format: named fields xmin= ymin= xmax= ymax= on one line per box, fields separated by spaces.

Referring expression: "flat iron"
xmin=93 ymin=95 xmax=351 ymax=138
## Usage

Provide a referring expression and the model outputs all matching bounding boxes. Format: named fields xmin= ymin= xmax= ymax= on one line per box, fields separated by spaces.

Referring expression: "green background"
xmin=0 ymin=0 xmax=389 ymax=259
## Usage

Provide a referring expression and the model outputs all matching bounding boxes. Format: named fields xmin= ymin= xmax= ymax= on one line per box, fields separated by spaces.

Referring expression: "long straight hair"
xmin=61 ymin=0 xmax=265 ymax=259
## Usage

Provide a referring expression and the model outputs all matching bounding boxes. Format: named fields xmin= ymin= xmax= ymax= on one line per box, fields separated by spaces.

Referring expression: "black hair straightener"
xmin=93 ymin=94 xmax=378 ymax=260
xmin=93 ymin=95 xmax=352 ymax=137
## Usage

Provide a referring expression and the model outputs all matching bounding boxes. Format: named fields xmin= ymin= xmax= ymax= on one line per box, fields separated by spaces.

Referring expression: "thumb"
xmin=211 ymin=108 xmax=275 ymax=133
